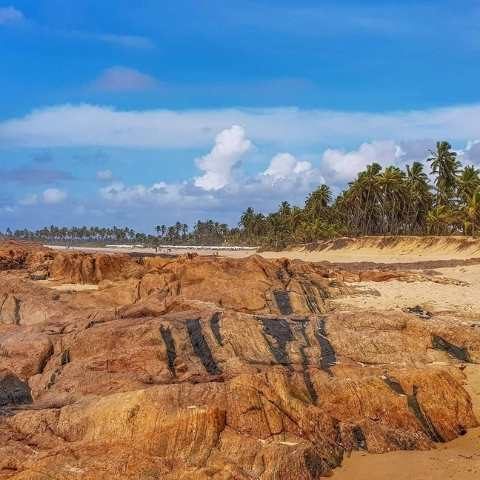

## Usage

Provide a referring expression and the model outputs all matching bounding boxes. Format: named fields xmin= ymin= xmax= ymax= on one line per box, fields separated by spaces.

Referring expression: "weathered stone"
xmin=0 ymin=241 xmax=477 ymax=479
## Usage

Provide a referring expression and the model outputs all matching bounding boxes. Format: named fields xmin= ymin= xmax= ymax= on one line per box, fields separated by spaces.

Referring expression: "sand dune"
xmin=261 ymin=236 xmax=480 ymax=263
xmin=51 ymin=236 xmax=480 ymax=265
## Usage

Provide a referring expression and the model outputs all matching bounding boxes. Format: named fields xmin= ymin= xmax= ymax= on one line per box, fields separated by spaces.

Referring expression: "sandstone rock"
xmin=0 ymin=241 xmax=478 ymax=479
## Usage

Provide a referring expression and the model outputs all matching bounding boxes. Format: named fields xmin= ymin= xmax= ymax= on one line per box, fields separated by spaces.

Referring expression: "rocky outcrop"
xmin=0 ymin=242 xmax=478 ymax=479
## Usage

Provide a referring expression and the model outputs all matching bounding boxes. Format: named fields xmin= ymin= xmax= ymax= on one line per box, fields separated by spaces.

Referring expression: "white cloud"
xmin=259 ymin=152 xmax=324 ymax=194
xmin=96 ymin=169 xmax=113 ymax=181
xmin=42 ymin=188 xmax=67 ymax=204
xmin=458 ymin=140 xmax=480 ymax=165
xmin=322 ymin=140 xmax=404 ymax=181
xmin=98 ymin=143 xmax=323 ymax=214
xmin=4 ymin=103 xmax=480 ymax=149
xmin=264 ymin=153 xmax=311 ymax=180
xmin=99 ymin=181 xmax=220 ymax=209
xmin=19 ymin=194 xmax=38 ymax=206
xmin=0 ymin=6 xmax=24 ymax=25
xmin=102 ymin=182 xmax=176 ymax=204
xmin=194 ymin=125 xmax=252 ymax=190
xmin=91 ymin=67 xmax=158 ymax=92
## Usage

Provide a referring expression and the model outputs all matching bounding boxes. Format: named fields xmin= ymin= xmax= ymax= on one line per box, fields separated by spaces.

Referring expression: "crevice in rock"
xmin=60 ymin=349 xmax=70 ymax=366
xmin=432 ymin=335 xmax=471 ymax=362
xmin=160 ymin=325 xmax=177 ymax=376
xmin=315 ymin=318 xmax=336 ymax=376
xmin=352 ymin=425 xmax=367 ymax=450
xmin=297 ymin=321 xmax=317 ymax=403
xmin=273 ymin=290 xmax=293 ymax=315
xmin=383 ymin=376 xmax=406 ymax=396
xmin=260 ymin=317 xmax=294 ymax=367
xmin=186 ymin=319 xmax=222 ymax=375
xmin=209 ymin=312 xmax=223 ymax=347
xmin=38 ymin=342 xmax=55 ymax=374
xmin=301 ymin=282 xmax=323 ymax=314
xmin=407 ymin=385 xmax=444 ymax=443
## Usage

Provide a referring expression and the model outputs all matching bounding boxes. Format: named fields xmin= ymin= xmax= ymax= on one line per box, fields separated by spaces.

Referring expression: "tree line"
xmin=3 ymin=221 xmax=230 ymax=247
xmin=4 ymin=142 xmax=480 ymax=249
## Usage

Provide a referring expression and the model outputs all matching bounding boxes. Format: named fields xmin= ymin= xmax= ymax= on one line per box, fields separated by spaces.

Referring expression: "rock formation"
xmin=0 ymin=241 xmax=478 ymax=479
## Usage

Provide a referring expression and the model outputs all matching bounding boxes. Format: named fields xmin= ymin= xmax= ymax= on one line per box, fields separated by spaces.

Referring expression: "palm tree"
xmin=406 ymin=162 xmax=432 ymax=233
xmin=343 ymin=163 xmax=383 ymax=235
xmin=458 ymin=165 xmax=480 ymax=206
xmin=378 ymin=166 xmax=407 ymax=234
xmin=427 ymin=141 xmax=461 ymax=207
xmin=465 ymin=188 xmax=480 ymax=236
xmin=305 ymin=184 xmax=332 ymax=219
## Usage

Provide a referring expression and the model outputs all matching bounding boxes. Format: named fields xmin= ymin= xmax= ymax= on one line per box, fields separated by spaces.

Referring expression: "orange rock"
xmin=0 ymin=241 xmax=478 ymax=479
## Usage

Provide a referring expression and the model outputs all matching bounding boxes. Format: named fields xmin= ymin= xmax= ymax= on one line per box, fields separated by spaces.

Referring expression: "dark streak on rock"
xmin=407 ymin=385 xmax=444 ymax=443
xmin=0 ymin=373 xmax=33 ymax=407
xmin=209 ymin=312 xmax=223 ymax=346
xmin=304 ymin=450 xmax=326 ymax=478
xmin=160 ymin=326 xmax=177 ymax=377
xmin=60 ymin=349 xmax=70 ymax=366
xmin=260 ymin=317 xmax=294 ymax=367
xmin=384 ymin=376 xmax=406 ymax=396
xmin=273 ymin=290 xmax=293 ymax=315
xmin=432 ymin=335 xmax=471 ymax=362
xmin=186 ymin=319 xmax=222 ymax=375
xmin=315 ymin=318 xmax=336 ymax=376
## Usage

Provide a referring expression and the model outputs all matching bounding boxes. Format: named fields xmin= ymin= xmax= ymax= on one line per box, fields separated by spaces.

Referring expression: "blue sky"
xmin=2 ymin=0 xmax=480 ymax=231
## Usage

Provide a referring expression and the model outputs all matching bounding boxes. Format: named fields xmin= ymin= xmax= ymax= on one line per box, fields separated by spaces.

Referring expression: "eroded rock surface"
xmin=0 ymin=241 xmax=478 ymax=479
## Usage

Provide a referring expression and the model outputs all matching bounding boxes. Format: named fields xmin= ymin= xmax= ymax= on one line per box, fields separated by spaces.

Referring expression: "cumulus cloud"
xmin=264 ymin=153 xmax=312 ymax=180
xmin=96 ymin=169 xmax=113 ymax=181
xmin=4 ymin=103 xmax=480 ymax=149
xmin=258 ymin=152 xmax=324 ymax=196
xmin=98 ymin=141 xmax=323 ymax=215
xmin=0 ymin=6 xmax=24 ymax=25
xmin=91 ymin=67 xmax=158 ymax=92
xmin=194 ymin=125 xmax=252 ymax=190
xmin=322 ymin=140 xmax=404 ymax=181
xmin=42 ymin=188 xmax=67 ymax=204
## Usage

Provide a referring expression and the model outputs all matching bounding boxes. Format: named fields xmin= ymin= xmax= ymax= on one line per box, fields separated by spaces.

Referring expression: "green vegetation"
xmin=5 ymin=141 xmax=480 ymax=249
